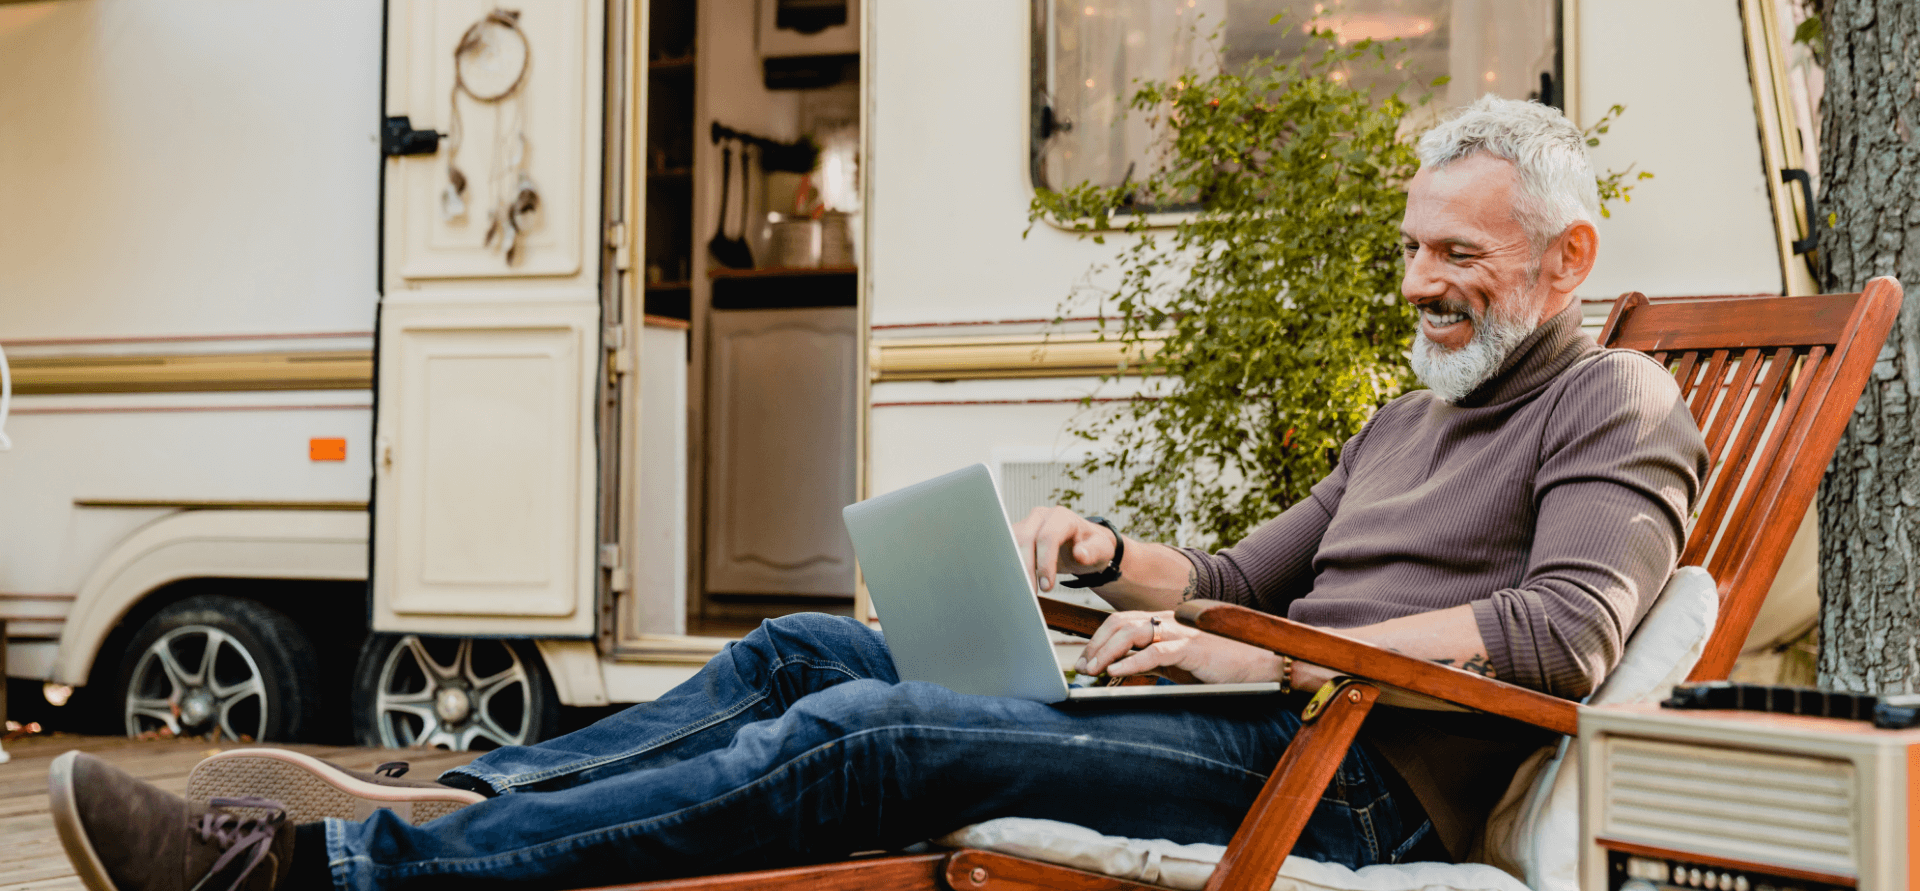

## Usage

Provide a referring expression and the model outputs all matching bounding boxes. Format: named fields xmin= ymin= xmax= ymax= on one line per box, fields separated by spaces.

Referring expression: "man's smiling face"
xmin=1399 ymin=152 xmax=1549 ymax=352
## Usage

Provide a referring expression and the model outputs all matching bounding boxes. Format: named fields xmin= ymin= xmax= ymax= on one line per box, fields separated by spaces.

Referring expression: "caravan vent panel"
xmin=996 ymin=458 xmax=1132 ymax=612
xmin=995 ymin=459 xmax=1131 ymax=530
xmin=1599 ymin=735 xmax=1857 ymax=877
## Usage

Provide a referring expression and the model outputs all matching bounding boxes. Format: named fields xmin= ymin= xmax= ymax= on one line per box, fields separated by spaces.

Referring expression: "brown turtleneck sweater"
xmin=1179 ymin=302 xmax=1708 ymax=858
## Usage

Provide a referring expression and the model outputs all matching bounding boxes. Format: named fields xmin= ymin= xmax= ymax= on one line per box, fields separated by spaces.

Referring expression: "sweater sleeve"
xmin=1470 ymin=351 xmax=1708 ymax=699
xmin=1177 ymin=412 xmax=1383 ymax=614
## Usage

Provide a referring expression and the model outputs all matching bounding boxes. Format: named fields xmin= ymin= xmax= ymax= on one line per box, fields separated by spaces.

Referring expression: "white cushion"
xmin=1479 ymin=566 xmax=1719 ymax=891
xmin=937 ymin=817 xmax=1528 ymax=891
xmin=942 ymin=567 xmax=1719 ymax=891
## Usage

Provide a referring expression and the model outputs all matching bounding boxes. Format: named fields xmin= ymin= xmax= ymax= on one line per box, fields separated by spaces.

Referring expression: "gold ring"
xmin=1148 ymin=616 xmax=1161 ymax=645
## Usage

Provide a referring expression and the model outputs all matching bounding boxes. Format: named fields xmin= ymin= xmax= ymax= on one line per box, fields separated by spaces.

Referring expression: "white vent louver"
xmin=1600 ymin=736 xmax=1857 ymax=877
xmin=994 ymin=455 xmax=1135 ymax=612
xmin=995 ymin=459 xmax=1132 ymax=531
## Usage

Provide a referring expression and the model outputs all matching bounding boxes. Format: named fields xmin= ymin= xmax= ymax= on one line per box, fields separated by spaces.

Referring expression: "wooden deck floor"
xmin=0 ymin=733 xmax=481 ymax=891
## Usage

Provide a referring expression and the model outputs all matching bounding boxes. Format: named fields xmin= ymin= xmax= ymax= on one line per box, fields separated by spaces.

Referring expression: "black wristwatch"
xmin=1060 ymin=516 xmax=1124 ymax=588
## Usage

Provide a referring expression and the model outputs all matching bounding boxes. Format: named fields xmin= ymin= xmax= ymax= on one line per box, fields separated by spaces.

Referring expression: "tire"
xmin=352 ymin=635 xmax=559 ymax=750
xmin=116 ymin=595 xmax=321 ymax=743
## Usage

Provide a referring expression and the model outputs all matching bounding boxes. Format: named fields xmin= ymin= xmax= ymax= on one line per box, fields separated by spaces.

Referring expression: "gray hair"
xmin=1416 ymin=95 xmax=1600 ymax=254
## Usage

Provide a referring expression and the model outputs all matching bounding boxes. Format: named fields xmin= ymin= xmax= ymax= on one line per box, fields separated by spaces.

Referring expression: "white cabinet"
xmin=704 ymin=307 xmax=857 ymax=596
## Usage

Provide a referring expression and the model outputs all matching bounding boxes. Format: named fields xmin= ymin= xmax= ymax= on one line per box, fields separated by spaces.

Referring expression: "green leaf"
xmin=1793 ymin=14 xmax=1822 ymax=48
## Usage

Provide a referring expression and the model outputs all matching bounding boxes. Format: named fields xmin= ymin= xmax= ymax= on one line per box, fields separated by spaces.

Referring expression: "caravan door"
xmin=373 ymin=1 xmax=607 ymax=637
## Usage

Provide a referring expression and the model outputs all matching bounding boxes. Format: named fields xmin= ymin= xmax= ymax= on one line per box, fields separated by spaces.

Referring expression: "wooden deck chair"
xmin=590 ymin=278 xmax=1902 ymax=891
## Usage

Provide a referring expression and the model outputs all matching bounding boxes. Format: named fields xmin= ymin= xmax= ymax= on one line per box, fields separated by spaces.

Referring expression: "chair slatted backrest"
xmin=1597 ymin=277 xmax=1903 ymax=680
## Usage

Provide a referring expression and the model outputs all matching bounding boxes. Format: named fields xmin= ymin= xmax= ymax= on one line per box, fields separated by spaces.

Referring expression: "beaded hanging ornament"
xmin=441 ymin=8 xmax=540 ymax=264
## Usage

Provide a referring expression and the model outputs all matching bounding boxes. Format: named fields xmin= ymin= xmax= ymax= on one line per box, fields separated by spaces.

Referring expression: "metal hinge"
xmin=603 ymin=325 xmax=631 ymax=380
xmin=606 ymin=221 xmax=632 ymax=271
xmin=599 ymin=543 xmax=629 ymax=592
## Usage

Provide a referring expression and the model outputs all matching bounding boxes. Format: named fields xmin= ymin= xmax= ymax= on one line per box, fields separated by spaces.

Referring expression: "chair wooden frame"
xmin=589 ymin=279 xmax=1902 ymax=891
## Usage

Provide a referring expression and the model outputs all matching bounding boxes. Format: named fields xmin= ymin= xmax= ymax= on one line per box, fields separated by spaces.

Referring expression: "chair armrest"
xmin=1175 ymin=600 xmax=1580 ymax=736
xmin=1037 ymin=595 xmax=1110 ymax=638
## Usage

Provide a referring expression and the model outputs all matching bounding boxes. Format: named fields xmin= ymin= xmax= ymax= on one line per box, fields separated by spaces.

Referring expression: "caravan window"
xmin=1030 ymin=0 xmax=1562 ymax=199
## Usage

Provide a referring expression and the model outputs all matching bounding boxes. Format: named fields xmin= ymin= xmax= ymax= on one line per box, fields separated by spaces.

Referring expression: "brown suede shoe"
xmin=49 ymin=749 xmax=294 ymax=891
xmin=187 ymin=748 xmax=484 ymax=826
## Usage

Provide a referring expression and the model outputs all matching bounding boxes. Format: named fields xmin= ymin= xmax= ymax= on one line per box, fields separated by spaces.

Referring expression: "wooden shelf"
xmin=645 ymin=280 xmax=692 ymax=291
xmin=649 ymin=55 xmax=695 ymax=71
xmin=647 ymin=167 xmax=693 ymax=179
xmin=707 ymin=265 xmax=858 ymax=280
xmin=710 ymin=267 xmax=856 ymax=310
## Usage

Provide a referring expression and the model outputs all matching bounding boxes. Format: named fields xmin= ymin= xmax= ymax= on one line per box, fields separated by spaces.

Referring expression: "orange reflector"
xmin=309 ymin=438 xmax=347 ymax=461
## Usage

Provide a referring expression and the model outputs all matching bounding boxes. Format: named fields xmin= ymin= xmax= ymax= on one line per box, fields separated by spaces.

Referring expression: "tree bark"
xmin=1816 ymin=0 xmax=1920 ymax=692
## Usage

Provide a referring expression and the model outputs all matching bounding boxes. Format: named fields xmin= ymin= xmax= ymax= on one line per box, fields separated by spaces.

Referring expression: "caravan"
xmin=0 ymin=0 xmax=1827 ymax=747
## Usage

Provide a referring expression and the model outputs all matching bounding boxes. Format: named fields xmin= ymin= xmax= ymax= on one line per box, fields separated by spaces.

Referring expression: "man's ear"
xmin=1545 ymin=220 xmax=1599 ymax=295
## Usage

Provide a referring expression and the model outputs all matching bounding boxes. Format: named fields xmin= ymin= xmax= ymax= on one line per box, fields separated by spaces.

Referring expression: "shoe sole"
xmin=186 ymin=748 xmax=485 ymax=826
xmin=47 ymin=750 xmax=122 ymax=891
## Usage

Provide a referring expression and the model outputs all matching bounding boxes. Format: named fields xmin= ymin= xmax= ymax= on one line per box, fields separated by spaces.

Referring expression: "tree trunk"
xmin=1815 ymin=0 xmax=1920 ymax=692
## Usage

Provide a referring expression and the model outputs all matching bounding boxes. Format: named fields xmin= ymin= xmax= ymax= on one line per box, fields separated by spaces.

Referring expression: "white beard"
xmin=1410 ymin=296 xmax=1538 ymax=403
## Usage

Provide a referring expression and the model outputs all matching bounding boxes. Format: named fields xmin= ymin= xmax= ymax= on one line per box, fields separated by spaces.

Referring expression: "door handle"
xmin=1781 ymin=168 xmax=1819 ymax=255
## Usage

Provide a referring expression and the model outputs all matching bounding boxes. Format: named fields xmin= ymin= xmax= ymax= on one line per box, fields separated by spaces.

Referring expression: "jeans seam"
xmin=1355 ymin=799 xmax=1380 ymax=864
xmin=481 ymin=655 xmax=868 ymax=791
xmin=1389 ymin=818 xmax=1436 ymax=863
xmin=356 ymin=723 xmax=1269 ymax=881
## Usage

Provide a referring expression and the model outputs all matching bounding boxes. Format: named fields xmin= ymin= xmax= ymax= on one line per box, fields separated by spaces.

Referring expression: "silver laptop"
xmin=842 ymin=463 xmax=1282 ymax=702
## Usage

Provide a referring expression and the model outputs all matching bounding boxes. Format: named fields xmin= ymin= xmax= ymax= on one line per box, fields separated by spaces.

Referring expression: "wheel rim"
xmin=125 ymin=625 xmax=268 ymax=741
xmin=372 ymin=636 xmax=536 ymax=750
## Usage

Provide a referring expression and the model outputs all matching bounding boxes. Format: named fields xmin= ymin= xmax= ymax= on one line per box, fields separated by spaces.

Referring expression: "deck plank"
xmin=0 ymin=734 xmax=481 ymax=891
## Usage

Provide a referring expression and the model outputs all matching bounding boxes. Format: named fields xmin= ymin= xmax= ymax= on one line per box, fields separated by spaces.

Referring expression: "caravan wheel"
xmin=352 ymin=635 xmax=558 ymax=750
xmin=116 ymin=595 xmax=320 ymax=743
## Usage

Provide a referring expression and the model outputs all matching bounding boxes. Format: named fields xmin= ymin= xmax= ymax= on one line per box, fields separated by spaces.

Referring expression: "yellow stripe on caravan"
xmin=10 ymin=350 xmax=373 ymax=395
xmin=869 ymin=331 xmax=1168 ymax=382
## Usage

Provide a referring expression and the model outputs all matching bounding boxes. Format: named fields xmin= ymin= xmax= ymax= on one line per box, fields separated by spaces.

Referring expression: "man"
xmin=48 ymin=95 xmax=1707 ymax=891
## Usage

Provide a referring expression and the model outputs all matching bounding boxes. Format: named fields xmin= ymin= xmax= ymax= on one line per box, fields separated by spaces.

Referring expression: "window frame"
xmin=1027 ymin=0 xmax=1573 ymax=229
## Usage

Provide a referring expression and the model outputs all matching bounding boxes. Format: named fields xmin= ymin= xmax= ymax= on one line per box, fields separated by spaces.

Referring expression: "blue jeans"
xmin=322 ymin=614 xmax=1436 ymax=890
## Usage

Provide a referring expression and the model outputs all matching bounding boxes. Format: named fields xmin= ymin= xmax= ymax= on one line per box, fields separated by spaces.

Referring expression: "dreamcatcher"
xmin=441 ymin=8 xmax=540 ymax=265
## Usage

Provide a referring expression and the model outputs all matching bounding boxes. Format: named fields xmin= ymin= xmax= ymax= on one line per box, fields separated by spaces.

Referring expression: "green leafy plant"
xmin=1586 ymin=103 xmax=1654 ymax=218
xmin=1031 ymin=31 xmax=1424 ymax=549
xmin=1032 ymin=30 xmax=1645 ymax=550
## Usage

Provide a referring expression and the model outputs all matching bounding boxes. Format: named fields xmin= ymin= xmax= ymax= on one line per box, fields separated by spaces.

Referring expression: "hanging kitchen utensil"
xmin=707 ymin=141 xmax=732 ymax=264
xmin=734 ymin=142 xmax=758 ymax=266
xmin=708 ymin=139 xmax=754 ymax=269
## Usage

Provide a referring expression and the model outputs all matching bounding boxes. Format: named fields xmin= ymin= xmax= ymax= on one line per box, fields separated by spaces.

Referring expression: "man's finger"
xmin=1031 ymin=513 xmax=1067 ymax=592
xmin=1078 ymin=612 xmax=1155 ymax=675
xmin=1079 ymin=611 xmax=1131 ymax=658
xmin=1075 ymin=611 xmax=1133 ymax=673
xmin=1097 ymin=612 xmax=1181 ymax=676
xmin=1109 ymin=637 xmax=1179 ymax=677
